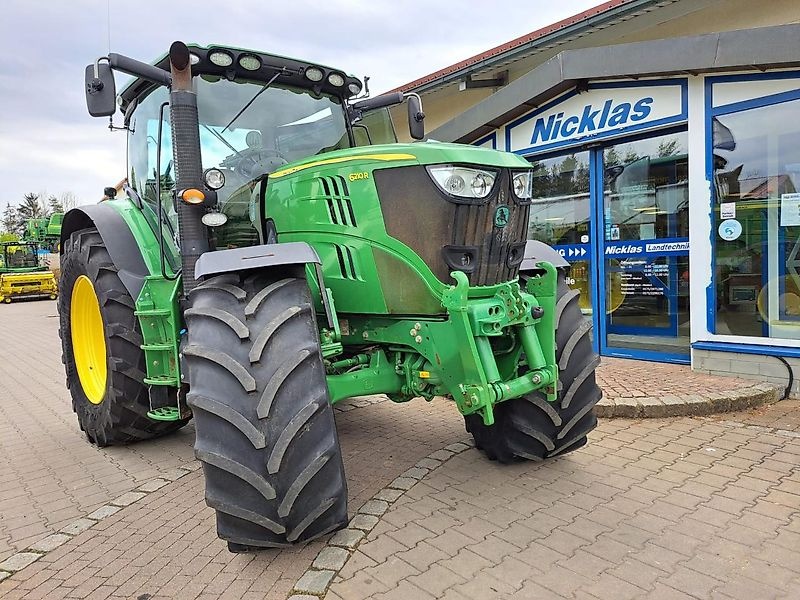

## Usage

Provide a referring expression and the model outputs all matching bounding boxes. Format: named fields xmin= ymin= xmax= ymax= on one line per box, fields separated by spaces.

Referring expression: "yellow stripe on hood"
xmin=269 ymin=153 xmax=416 ymax=179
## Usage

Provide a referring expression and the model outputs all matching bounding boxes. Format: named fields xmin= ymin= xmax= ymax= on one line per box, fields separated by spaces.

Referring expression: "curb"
xmin=594 ymin=383 xmax=781 ymax=419
xmin=0 ymin=463 xmax=199 ymax=582
xmin=288 ymin=440 xmax=475 ymax=598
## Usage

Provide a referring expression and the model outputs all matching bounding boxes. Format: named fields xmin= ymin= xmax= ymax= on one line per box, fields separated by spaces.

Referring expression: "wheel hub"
xmin=71 ymin=275 xmax=107 ymax=404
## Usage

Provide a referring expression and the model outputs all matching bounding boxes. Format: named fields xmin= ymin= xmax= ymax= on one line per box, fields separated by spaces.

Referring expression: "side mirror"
xmin=84 ymin=62 xmax=117 ymax=117
xmin=407 ymin=94 xmax=425 ymax=140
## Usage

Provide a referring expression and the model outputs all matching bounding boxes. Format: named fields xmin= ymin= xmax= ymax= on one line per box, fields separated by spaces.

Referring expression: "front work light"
xmin=209 ymin=51 xmax=234 ymax=67
xmin=238 ymin=55 xmax=261 ymax=71
xmin=305 ymin=67 xmax=324 ymax=82
xmin=180 ymin=188 xmax=206 ymax=205
xmin=327 ymin=73 xmax=345 ymax=87
xmin=203 ymin=168 xmax=225 ymax=190
xmin=427 ymin=165 xmax=497 ymax=199
xmin=202 ymin=211 xmax=228 ymax=227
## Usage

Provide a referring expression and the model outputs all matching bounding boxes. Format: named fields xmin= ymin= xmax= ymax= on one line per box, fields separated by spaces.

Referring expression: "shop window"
xmin=712 ymin=97 xmax=800 ymax=340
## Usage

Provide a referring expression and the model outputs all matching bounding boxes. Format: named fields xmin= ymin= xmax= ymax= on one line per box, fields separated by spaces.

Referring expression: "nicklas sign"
xmin=531 ymin=98 xmax=653 ymax=144
xmin=506 ymin=81 xmax=686 ymax=153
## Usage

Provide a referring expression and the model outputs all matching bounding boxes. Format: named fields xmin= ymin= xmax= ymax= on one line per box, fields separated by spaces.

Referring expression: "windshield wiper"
xmin=222 ymin=68 xmax=287 ymax=133
xmin=201 ymin=123 xmax=241 ymax=156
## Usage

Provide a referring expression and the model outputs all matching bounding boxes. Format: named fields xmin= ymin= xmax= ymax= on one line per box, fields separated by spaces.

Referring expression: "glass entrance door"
xmin=598 ymin=132 xmax=690 ymax=361
xmin=528 ymin=151 xmax=593 ymax=329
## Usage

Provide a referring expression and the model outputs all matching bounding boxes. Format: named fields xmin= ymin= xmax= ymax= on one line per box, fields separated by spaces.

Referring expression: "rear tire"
xmin=466 ymin=270 xmax=602 ymax=463
xmin=59 ymin=228 xmax=188 ymax=446
xmin=185 ymin=272 xmax=348 ymax=548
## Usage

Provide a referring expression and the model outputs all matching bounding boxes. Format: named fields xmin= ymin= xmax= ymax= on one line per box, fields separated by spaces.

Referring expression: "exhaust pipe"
xmin=168 ymin=41 xmax=209 ymax=293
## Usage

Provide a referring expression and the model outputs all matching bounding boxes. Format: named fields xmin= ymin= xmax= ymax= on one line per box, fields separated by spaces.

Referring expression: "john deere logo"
xmin=494 ymin=205 xmax=510 ymax=228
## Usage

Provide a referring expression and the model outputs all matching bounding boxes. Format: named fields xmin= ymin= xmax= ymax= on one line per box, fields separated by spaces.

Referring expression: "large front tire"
xmin=59 ymin=228 xmax=188 ymax=446
xmin=466 ymin=270 xmax=602 ymax=462
xmin=185 ymin=272 xmax=348 ymax=548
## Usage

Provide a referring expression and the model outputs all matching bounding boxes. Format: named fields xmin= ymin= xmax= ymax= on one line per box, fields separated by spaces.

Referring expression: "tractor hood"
xmin=268 ymin=141 xmax=529 ymax=181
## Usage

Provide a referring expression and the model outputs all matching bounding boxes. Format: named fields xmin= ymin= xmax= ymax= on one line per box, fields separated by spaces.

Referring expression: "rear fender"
xmin=60 ymin=204 xmax=151 ymax=299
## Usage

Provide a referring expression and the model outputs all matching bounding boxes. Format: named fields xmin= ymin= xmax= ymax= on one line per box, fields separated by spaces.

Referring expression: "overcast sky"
xmin=0 ymin=0 xmax=600 ymax=210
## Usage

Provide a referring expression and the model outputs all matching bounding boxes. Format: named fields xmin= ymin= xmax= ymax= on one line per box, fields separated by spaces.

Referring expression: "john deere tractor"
xmin=61 ymin=42 xmax=600 ymax=550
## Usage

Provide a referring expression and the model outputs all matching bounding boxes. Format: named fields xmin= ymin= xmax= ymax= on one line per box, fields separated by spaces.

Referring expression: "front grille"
xmin=375 ymin=166 xmax=530 ymax=286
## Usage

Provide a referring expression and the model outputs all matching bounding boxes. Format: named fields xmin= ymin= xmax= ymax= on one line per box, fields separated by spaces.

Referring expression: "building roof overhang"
xmin=430 ymin=23 xmax=800 ymax=145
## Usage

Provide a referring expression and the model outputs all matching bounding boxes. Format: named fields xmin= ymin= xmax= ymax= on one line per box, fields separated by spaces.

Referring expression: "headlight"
xmin=512 ymin=171 xmax=533 ymax=199
xmin=348 ymin=81 xmax=362 ymax=96
xmin=427 ymin=165 xmax=497 ymax=199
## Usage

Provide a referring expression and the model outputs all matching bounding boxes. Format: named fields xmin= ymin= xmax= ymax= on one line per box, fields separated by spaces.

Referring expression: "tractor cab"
xmin=113 ymin=45 xmax=418 ymax=248
xmin=0 ymin=242 xmax=42 ymax=272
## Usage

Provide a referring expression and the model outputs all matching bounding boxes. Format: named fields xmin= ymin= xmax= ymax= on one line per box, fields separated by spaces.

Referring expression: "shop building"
xmin=394 ymin=0 xmax=800 ymax=393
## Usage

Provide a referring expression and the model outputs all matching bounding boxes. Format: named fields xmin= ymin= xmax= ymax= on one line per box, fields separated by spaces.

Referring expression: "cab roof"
xmin=118 ymin=43 xmax=362 ymax=112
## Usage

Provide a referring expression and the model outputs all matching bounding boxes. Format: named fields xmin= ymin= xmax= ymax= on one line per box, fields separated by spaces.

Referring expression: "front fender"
xmin=519 ymin=240 xmax=569 ymax=273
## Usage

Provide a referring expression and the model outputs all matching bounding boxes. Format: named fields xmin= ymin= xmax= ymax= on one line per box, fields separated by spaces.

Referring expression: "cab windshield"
xmin=129 ymin=76 xmax=351 ymax=216
xmin=194 ymin=75 xmax=350 ymax=185
xmin=2 ymin=244 xmax=38 ymax=269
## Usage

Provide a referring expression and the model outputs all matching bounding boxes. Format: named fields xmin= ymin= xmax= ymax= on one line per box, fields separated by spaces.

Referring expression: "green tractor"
xmin=62 ymin=42 xmax=600 ymax=550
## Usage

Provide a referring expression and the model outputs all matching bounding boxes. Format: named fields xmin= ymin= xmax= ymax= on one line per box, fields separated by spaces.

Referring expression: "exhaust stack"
xmin=168 ymin=41 xmax=209 ymax=293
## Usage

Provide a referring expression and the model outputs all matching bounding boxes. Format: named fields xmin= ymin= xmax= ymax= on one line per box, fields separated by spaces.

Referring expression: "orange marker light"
xmin=180 ymin=188 xmax=205 ymax=204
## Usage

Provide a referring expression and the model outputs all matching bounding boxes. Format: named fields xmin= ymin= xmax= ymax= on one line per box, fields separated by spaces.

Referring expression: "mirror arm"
xmin=108 ymin=53 xmax=172 ymax=87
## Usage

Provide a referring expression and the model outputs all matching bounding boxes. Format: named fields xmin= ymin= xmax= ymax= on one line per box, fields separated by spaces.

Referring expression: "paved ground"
xmin=596 ymin=357 xmax=759 ymax=401
xmin=328 ymin=403 xmax=800 ymax=600
xmin=1 ymin=300 xmax=799 ymax=599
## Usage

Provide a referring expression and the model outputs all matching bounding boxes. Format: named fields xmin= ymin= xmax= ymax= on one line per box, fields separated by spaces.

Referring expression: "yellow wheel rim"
xmin=71 ymin=275 xmax=107 ymax=404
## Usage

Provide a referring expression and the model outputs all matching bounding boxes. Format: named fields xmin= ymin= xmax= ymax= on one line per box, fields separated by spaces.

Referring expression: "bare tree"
xmin=59 ymin=191 xmax=78 ymax=211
